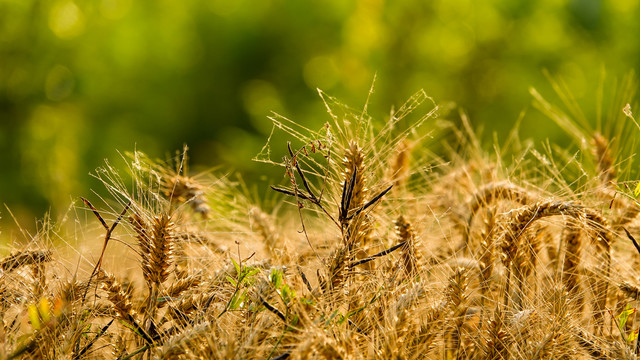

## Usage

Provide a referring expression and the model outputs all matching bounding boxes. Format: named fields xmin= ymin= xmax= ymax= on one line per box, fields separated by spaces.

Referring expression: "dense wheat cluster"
xmin=2 ymin=85 xmax=640 ymax=359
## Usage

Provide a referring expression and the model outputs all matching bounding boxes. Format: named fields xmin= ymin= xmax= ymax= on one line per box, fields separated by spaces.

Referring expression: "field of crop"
xmin=2 ymin=81 xmax=640 ymax=359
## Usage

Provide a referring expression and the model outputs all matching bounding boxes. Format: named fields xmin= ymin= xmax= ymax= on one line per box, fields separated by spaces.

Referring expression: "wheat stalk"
xmin=0 ymin=250 xmax=52 ymax=272
xmin=464 ymin=182 xmax=537 ymax=255
xmin=562 ymin=219 xmax=584 ymax=312
xmin=583 ymin=208 xmax=612 ymax=335
xmin=499 ymin=201 xmax=583 ymax=309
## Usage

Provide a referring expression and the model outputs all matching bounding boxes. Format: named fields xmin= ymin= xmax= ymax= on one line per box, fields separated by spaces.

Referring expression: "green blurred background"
xmin=1 ymin=0 xmax=638 ymax=230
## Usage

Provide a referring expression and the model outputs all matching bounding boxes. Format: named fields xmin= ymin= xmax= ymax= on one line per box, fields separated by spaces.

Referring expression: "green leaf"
xmin=280 ymin=284 xmax=296 ymax=305
xmin=326 ymin=310 xmax=341 ymax=326
xmin=231 ymin=258 xmax=241 ymax=274
xmin=229 ymin=289 xmax=247 ymax=310
xmin=629 ymin=329 xmax=638 ymax=343
xmin=300 ymin=297 xmax=315 ymax=306
xmin=245 ymin=267 xmax=260 ymax=277
xmin=38 ymin=298 xmax=51 ymax=323
xmin=269 ymin=268 xmax=283 ymax=289
xmin=156 ymin=296 xmax=176 ymax=303
xmin=242 ymin=267 xmax=260 ymax=284
xmin=226 ymin=275 xmax=238 ymax=287
xmin=618 ymin=305 xmax=635 ymax=329
xmin=634 ymin=182 xmax=640 ymax=198
xmin=27 ymin=303 xmax=41 ymax=331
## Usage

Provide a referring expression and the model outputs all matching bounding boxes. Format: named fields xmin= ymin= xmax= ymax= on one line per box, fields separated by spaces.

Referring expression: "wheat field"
xmin=2 ymin=83 xmax=640 ymax=359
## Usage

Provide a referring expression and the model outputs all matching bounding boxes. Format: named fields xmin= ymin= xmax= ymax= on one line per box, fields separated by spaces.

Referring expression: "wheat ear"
xmin=99 ymin=272 xmax=137 ymax=330
xmin=582 ymin=208 xmax=612 ymax=336
xmin=342 ymin=140 xmax=372 ymax=249
xmin=444 ymin=268 xmax=469 ymax=360
xmin=323 ymin=141 xmax=369 ymax=295
xmin=142 ymin=214 xmax=174 ymax=335
xmin=0 ymin=250 xmax=52 ymax=272
xmin=511 ymin=223 xmax=543 ymax=311
xmin=478 ymin=206 xmax=497 ymax=329
xmin=499 ymin=201 xmax=583 ymax=308
xmin=129 ymin=213 xmax=152 ymax=283
xmin=464 ymin=182 xmax=536 ymax=255
xmin=325 ymin=245 xmax=349 ymax=295
xmin=388 ymin=139 xmax=412 ymax=190
xmin=591 ymin=132 xmax=616 ymax=184
xmin=396 ymin=215 xmax=419 ymax=277
xmin=250 ymin=207 xmax=282 ymax=257
xmin=562 ymin=218 xmax=584 ymax=312
xmin=483 ymin=306 xmax=510 ymax=360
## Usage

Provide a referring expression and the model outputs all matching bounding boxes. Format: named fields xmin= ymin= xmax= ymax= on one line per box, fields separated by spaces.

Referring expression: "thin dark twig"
xmin=297 ymin=265 xmax=314 ymax=293
xmin=110 ymin=201 xmax=131 ymax=233
xmin=124 ymin=313 xmax=154 ymax=344
xmin=346 ymin=185 xmax=393 ymax=221
xmin=288 ymin=142 xmax=317 ymax=202
xmin=272 ymin=143 xmax=337 ymax=260
xmin=73 ymin=319 xmax=114 ymax=360
xmin=117 ymin=344 xmax=151 ymax=360
xmin=81 ymin=197 xmax=109 ymax=230
xmin=270 ymin=186 xmax=313 ymax=201
xmin=340 ymin=166 xmax=358 ymax=223
xmin=271 ymin=352 xmax=291 ymax=360
xmin=273 ymin=142 xmax=338 ymax=226
xmin=81 ymin=198 xmax=131 ymax=302
xmin=260 ymin=297 xmax=286 ymax=322
xmin=350 ymin=240 xmax=408 ymax=267
xmin=347 ymin=319 xmax=366 ymax=334
xmin=623 ymin=227 xmax=640 ymax=355
xmin=271 ymin=185 xmax=338 ymax=228
xmin=317 ymin=147 xmax=331 ymax=201
xmin=624 ymin=227 xmax=640 ymax=255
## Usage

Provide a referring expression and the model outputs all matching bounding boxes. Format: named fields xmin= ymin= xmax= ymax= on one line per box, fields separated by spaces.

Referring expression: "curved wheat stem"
xmin=561 ymin=218 xmax=584 ymax=312
xmin=463 ymin=182 xmax=537 ymax=255
xmin=583 ymin=208 xmax=612 ymax=336
xmin=499 ymin=201 xmax=583 ymax=309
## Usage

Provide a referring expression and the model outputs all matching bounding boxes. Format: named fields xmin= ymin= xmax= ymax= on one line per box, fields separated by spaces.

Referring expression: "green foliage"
xmin=223 ymin=259 xmax=260 ymax=312
xmin=1 ymin=0 xmax=639 ymax=227
xmin=27 ymin=298 xmax=54 ymax=332
xmin=269 ymin=268 xmax=296 ymax=307
xmin=614 ymin=305 xmax=639 ymax=343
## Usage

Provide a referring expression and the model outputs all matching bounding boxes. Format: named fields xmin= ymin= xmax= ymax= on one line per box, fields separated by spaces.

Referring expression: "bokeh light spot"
xmin=242 ymin=80 xmax=284 ymax=133
xmin=208 ymin=0 xmax=244 ymax=16
xmin=303 ymin=55 xmax=340 ymax=91
xmin=438 ymin=23 xmax=474 ymax=66
xmin=45 ymin=65 xmax=75 ymax=101
xmin=49 ymin=0 xmax=85 ymax=39
xmin=99 ymin=0 xmax=132 ymax=20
